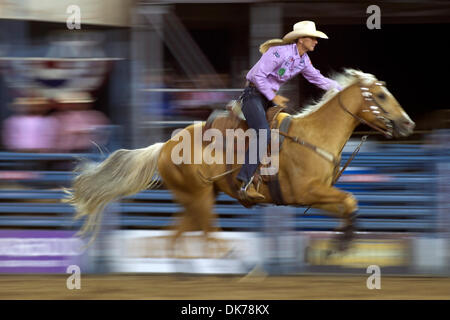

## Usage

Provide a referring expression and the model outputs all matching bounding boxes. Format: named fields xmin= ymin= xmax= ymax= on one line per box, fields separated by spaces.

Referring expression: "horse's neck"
xmin=291 ymin=86 xmax=362 ymax=157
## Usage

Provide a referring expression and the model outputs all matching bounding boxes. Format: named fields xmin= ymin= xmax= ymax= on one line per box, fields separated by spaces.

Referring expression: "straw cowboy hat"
xmin=283 ymin=21 xmax=328 ymax=42
xmin=259 ymin=21 xmax=328 ymax=54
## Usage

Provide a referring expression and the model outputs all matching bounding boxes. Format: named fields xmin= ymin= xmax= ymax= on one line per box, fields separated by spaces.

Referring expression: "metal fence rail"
xmin=0 ymin=143 xmax=441 ymax=232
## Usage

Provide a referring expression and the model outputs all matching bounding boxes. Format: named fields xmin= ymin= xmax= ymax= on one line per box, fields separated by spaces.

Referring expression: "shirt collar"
xmin=292 ymin=43 xmax=301 ymax=61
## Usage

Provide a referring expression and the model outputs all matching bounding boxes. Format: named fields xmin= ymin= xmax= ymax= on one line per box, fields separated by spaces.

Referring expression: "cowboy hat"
xmin=283 ymin=21 xmax=328 ymax=42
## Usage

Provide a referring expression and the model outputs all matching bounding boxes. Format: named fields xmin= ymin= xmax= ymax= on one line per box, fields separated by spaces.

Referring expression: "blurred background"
xmin=0 ymin=0 xmax=449 ymax=282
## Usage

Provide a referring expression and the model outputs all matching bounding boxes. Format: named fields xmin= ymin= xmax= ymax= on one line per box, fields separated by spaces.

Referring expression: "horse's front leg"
xmin=300 ymin=183 xmax=359 ymax=251
xmin=312 ymin=203 xmax=358 ymax=253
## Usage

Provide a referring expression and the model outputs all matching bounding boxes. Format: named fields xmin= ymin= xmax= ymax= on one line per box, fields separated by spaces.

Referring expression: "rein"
xmin=278 ymin=80 xmax=390 ymax=167
xmin=333 ymin=135 xmax=367 ymax=184
xmin=278 ymin=131 xmax=339 ymax=167
xmin=301 ymin=134 xmax=368 ymax=215
xmin=279 ymin=126 xmax=368 ymax=182
xmin=280 ymin=83 xmax=389 ymax=213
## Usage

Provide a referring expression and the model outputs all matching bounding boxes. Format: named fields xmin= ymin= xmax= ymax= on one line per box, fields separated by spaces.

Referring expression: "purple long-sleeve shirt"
xmin=246 ymin=43 xmax=342 ymax=101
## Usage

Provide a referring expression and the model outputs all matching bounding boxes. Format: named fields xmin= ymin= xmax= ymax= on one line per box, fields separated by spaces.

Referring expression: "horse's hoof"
xmin=324 ymin=248 xmax=336 ymax=259
xmin=337 ymin=239 xmax=352 ymax=253
xmin=334 ymin=218 xmax=357 ymax=251
xmin=336 ymin=230 xmax=355 ymax=252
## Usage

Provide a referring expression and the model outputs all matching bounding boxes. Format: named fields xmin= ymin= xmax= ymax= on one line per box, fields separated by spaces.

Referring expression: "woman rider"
xmin=237 ymin=21 xmax=342 ymax=201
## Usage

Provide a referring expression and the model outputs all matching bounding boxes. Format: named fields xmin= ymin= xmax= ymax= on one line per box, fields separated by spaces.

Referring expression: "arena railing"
xmin=0 ymin=141 xmax=444 ymax=233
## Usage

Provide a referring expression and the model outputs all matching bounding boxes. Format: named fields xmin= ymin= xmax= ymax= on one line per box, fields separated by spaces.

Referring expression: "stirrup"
xmin=238 ymin=177 xmax=265 ymax=201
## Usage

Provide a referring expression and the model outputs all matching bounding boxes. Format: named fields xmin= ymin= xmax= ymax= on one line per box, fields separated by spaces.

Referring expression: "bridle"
xmin=338 ymin=81 xmax=394 ymax=138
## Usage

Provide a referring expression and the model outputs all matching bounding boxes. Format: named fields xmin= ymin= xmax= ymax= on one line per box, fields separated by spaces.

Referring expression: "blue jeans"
xmin=236 ymin=86 xmax=273 ymax=184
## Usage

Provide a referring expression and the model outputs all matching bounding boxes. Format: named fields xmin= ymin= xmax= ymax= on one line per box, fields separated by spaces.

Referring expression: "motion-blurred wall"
xmin=0 ymin=0 xmax=135 ymax=26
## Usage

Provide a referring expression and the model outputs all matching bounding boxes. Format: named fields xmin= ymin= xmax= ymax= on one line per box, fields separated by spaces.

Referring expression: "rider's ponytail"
xmin=259 ymin=38 xmax=293 ymax=54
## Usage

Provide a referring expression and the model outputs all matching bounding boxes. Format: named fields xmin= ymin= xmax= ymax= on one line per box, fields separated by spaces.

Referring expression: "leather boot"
xmin=238 ymin=179 xmax=265 ymax=201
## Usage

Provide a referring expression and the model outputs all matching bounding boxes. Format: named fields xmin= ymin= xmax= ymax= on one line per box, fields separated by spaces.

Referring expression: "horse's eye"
xmin=377 ymin=93 xmax=386 ymax=100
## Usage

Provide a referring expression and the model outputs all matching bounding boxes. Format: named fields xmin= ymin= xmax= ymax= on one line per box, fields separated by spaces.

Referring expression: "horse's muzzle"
xmin=393 ymin=117 xmax=415 ymax=137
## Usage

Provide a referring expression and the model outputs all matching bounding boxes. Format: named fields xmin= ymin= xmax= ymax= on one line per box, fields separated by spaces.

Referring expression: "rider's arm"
xmin=301 ymin=54 xmax=342 ymax=91
xmin=247 ymin=46 xmax=285 ymax=101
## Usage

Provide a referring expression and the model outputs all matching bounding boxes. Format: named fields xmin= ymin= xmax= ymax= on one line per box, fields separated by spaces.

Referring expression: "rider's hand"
xmin=272 ymin=95 xmax=289 ymax=108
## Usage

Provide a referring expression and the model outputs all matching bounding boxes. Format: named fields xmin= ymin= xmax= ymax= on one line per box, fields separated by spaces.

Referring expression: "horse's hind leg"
xmin=167 ymin=210 xmax=193 ymax=258
xmin=169 ymin=186 xmax=223 ymax=258
xmin=187 ymin=188 xmax=225 ymax=258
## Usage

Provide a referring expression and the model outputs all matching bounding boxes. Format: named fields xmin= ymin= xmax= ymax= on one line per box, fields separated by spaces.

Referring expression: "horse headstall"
xmin=358 ymin=80 xmax=394 ymax=138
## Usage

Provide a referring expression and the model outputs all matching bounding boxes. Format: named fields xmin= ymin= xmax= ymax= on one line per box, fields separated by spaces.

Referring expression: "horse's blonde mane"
xmin=293 ymin=69 xmax=377 ymax=118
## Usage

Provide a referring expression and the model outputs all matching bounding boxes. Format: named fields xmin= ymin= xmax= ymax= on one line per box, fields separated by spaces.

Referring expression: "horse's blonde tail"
xmin=63 ymin=142 xmax=165 ymax=244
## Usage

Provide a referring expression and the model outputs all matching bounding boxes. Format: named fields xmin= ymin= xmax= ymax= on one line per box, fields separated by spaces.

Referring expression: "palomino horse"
xmin=64 ymin=69 xmax=415 ymax=252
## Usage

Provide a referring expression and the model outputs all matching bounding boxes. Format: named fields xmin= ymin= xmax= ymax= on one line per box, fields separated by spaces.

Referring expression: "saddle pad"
xmin=275 ymin=112 xmax=291 ymax=150
xmin=266 ymin=112 xmax=292 ymax=205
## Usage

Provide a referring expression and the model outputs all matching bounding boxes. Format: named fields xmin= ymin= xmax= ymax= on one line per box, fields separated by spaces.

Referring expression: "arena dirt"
xmin=0 ymin=274 xmax=448 ymax=299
